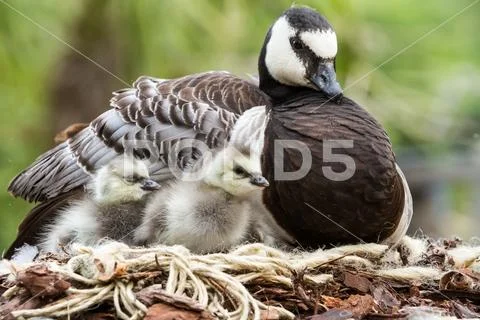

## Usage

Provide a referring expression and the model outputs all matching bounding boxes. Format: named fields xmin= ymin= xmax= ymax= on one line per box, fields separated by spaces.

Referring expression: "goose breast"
xmin=262 ymin=93 xmax=405 ymax=247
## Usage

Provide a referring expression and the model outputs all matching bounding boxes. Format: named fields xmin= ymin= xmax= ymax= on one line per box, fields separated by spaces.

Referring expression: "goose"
xmin=40 ymin=157 xmax=159 ymax=252
xmin=134 ymin=142 xmax=273 ymax=253
xmin=5 ymin=6 xmax=411 ymax=257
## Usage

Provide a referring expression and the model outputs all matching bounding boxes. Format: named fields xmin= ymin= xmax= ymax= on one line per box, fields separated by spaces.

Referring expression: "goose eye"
xmin=124 ymin=176 xmax=135 ymax=184
xmin=233 ymin=166 xmax=248 ymax=177
xmin=124 ymin=175 xmax=141 ymax=184
xmin=290 ymin=38 xmax=304 ymax=50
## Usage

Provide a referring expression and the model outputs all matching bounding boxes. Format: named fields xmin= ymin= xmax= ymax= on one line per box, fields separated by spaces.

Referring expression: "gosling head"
xmin=259 ymin=6 xmax=342 ymax=99
xmin=203 ymin=147 xmax=269 ymax=197
xmin=91 ymin=157 xmax=160 ymax=204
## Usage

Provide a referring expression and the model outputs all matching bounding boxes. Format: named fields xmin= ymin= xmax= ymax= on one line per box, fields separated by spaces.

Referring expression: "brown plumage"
xmin=54 ymin=123 xmax=89 ymax=144
xmin=262 ymin=93 xmax=405 ymax=247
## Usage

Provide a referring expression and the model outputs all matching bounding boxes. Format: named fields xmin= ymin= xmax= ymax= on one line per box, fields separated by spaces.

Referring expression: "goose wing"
xmin=8 ymin=71 xmax=271 ymax=202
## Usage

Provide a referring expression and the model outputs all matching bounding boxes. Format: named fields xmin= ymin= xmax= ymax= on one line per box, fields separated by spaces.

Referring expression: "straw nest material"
xmin=1 ymin=236 xmax=480 ymax=320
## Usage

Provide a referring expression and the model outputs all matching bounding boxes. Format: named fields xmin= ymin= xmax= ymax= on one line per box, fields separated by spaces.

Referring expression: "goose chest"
xmin=262 ymin=93 xmax=405 ymax=247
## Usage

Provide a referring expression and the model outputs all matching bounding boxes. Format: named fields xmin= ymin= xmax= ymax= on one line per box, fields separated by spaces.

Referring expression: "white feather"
xmin=11 ymin=244 xmax=39 ymax=264
xmin=265 ymin=16 xmax=308 ymax=87
xmin=300 ymin=29 xmax=337 ymax=58
xmin=162 ymin=183 xmax=251 ymax=253
xmin=229 ymin=105 xmax=267 ymax=157
xmin=39 ymin=199 xmax=99 ymax=253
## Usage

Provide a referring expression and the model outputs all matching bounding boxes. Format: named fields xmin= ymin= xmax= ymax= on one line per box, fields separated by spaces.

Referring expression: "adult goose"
xmin=6 ymin=6 xmax=411 ymax=257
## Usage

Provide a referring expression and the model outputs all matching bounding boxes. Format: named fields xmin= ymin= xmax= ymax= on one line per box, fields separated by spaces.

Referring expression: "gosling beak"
xmin=249 ymin=175 xmax=269 ymax=187
xmin=141 ymin=179 xmax=161 ymax=191
xmin=309 ymin=61 xmax=343 ymax=99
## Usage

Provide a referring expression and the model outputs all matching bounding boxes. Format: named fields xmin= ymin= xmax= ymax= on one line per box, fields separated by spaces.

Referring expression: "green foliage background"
xmin=1 ymin=0 xmax=479 ymax=252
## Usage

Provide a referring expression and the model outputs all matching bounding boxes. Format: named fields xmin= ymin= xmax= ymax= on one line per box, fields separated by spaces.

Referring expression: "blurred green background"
xmin=1 ymin=0 xmax=479 ymax=252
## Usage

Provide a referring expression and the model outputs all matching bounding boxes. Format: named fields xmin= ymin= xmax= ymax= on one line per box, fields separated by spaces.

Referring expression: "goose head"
xmin=203 ymin=147 xmax=269 ymax=197
xmin=90 ymin=157 xmax=160 ymax=204
xmin=258 ymin=6 xmax=342 ymax=101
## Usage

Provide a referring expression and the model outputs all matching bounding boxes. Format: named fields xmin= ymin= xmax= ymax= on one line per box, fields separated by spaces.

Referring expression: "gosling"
xmin=40 ymin=157 xmax=160 ymax=252
xmin=134 ymin=147 xmax=269 ymax=253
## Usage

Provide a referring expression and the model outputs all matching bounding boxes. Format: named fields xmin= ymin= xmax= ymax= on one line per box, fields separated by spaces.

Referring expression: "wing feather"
xmin=8 ymin=71 xmax=271 ymax=202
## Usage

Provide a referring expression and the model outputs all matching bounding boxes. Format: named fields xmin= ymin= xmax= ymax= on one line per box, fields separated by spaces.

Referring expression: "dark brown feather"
xmin=54 ymin=123 xmax=89 ymax=144
xmin=262 ymin=93 xmax=405 ymax=247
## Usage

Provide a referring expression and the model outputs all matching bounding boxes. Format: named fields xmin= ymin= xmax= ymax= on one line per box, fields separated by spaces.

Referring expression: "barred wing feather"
xmin=8 ymin=72 xmax=271 ymax=202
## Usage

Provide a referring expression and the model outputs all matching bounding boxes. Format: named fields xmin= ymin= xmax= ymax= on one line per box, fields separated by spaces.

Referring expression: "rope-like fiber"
xmin=3 ymin=236 xmax=480 ymax=319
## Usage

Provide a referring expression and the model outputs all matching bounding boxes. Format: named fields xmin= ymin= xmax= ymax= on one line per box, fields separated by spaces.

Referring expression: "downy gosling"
xmin=40 ymin=157 xmax=160 ymax=252
xmin=134 ymin=147 xmax=269 ymax=253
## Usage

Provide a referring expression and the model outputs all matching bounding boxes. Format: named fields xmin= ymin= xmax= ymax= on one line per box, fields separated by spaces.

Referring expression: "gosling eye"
xmin=124 ymin=174 xmax=142 ymax=184
xmin=233 ymin=166 xmax=248 ymax=177
xmin=290 ymin=38 xmax=305 ymax=51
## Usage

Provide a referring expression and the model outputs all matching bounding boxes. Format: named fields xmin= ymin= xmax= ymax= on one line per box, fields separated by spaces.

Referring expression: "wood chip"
xmin=144 ymin=303 xmax=214 ymax=320
xmin=370 ymin=282 xmax=401 ymax=312
xmin=322 ymin=294 xmax=374 ymax=319
xmin=0 ymin=293 xmax=42 ymax=320
xmin=16 ymin=264 xmax=70 ymax=297
xmin=343 ymin=272 xmax=371 ymax=293
xmin=136 ymin=284 xmax=206 ymax=312
xmin=451 ymin=301 xmax=480 ymax=318
xmin=260 ymin=308 xmax=281 ymax=320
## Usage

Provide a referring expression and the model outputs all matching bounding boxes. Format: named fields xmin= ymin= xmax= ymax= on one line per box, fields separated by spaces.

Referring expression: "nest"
xmin=1 ymin=236 xmax=479 ymax=320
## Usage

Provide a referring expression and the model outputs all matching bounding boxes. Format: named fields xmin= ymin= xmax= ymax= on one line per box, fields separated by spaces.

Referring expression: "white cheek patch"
xmin=265 ymin=17 xmax=308 ymax=87
xmin=301 ymin=29 xmax=338 ymax=59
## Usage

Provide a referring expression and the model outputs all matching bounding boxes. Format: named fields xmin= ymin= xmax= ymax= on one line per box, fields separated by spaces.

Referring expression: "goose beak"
xmin=310 ymin=61 xmax=343 ymax=99
xmin=141 ymin=179 xmax=161 ymax=191
xmin=250 ymin=175 xmax=269 ymax=187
